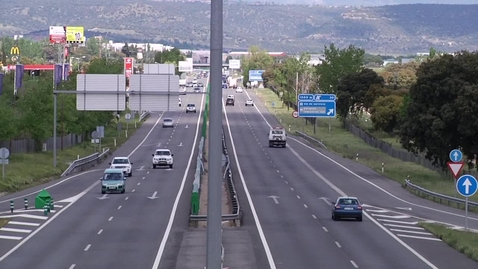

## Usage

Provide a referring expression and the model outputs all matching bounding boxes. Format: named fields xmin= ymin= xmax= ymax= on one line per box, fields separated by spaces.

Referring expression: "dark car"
xmin=332 ymin=197 xmax=363 ymax=221
xmin=198 ymin=82 xmax=204 ymax=87
xmin=194 ymin=87 xmax=201 ymax=92
xmin=226 ymin=98 xmax=235 ymax=106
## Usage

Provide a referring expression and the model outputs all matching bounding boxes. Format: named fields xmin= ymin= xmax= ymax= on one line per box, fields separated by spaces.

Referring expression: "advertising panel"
xmin=65 ymin=26 xmax=86 ymax=43
xmin=49 ymin=26 xmax=66 ymax=44
xmin=229 ymin=59 xmax=240 ymax=69
xmin=124 ymin=57 xmax=134 ymax=78
xmin=178 ymin=61 xmax=193 ymax=72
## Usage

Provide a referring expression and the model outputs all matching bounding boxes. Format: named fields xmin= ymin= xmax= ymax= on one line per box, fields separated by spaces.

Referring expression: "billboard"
xmin=229 ymin=59 xmax=240 ymax=69
xmin=65 ymin=26 xmax=85 ymax=44
xmin=248 ymin=70 xmax=264 ymax=82
xmin=49 ymin=26 xmax=66 ymax=44
xmin=124 ymin=57 xmax=134 ymax=78
xmin=178 ymin=60 xmax=193 ymax=72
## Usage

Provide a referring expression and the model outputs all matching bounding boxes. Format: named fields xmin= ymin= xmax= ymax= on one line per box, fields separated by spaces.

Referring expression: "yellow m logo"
xmin=10 ymin=47 xmax=20 ymax=55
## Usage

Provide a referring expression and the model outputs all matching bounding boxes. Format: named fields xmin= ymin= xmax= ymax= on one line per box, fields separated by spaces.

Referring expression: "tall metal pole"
xmin=53 ymin=93 xmax=57 ymax=167
xmin=207 ymin=0 xmax=223 ymax=268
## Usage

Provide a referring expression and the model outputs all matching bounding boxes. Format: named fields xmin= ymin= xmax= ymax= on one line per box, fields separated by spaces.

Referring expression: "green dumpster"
xmin=35 ymin=189 xmax=52 ymax=209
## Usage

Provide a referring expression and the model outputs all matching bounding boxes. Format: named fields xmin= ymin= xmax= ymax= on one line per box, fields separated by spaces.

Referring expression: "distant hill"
xmin=1 ymin=2 xmax=478 ymax=54
xmin=237 ymin=0 xmax=478 ymax=5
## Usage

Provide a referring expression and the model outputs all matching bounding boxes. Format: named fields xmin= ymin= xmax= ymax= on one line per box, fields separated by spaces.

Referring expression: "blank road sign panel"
xmin=129 ymin=75 xmax=179 ymax=111
xmin=76 ymin=74 xmax=126 ymax=111
xmin=143 ymin=64 xmax=175 ymax=75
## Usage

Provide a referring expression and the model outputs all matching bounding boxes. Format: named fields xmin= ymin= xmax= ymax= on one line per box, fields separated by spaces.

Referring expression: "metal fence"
xmin=0 ymin=134 xmax=83 ymax=154
xmin=61 ymin=148 xmax=111 ymax=177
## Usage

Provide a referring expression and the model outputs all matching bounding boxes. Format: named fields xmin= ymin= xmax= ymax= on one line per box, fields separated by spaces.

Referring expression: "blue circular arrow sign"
xmin=456 ymin=175 xmax=478 ymax=197
xmin=449 ymin=149 xmax=463 ymax=162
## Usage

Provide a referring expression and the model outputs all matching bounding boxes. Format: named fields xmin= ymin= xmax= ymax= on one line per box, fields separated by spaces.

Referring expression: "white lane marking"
xmin=97 ymin=229 xmax=103 ymax=235
xmin=0 ymin=235 xmax=22 ymax=240
xmin=108 ymin=217 xmax=113 ymax=221
xmin=290 ymin=188 xmax=294 ymax=191
xmin=384 ymin=224 xmax=425 ymax=230
xmin=69 ymin=264 xmax=76 ymax=269
xmin=397 ymin=234 xmax=442 ymax=241
xmin=132 ymin=189 xmax=136 ymax=192
xmin=303 ymin=204 xmax=308 ymax=208
xmin=0 ymin=228 xmax=31 ymax=233
xmin=8 ymin=221 xmax=40 ymax=227
xmin=245 ymin=90 xmax=439 ymax=269
xmin=371 ymin=214 xmax=410 ymax=219
xmin=152 ymin=78 xmax=207 ymax=269
xmin=84 ymin=244 xmax=91 ymax=251
xmin=312 ymin=214 xmax=317 ymax=219
xmin=377 ymin=219 xmax=418 ymax=225
xmin=137 ymin=182 xmax=141 ymax=186
xmin=125 ymin=197 xmax=129 ymax=201
xmin=350 ymin=260 xmax=359 ymax=268
xmin=220 ymin=94 xmax=277 ymax=268
xmin=53 ymin=205 xmax=63 ymax=208
xmin=284 ymin=181 xmax=288 ymax=184
xmin=322 ymin=227 xmax=328 ymax=232
xmin=297 ymin=195 xmax=301 ymax=199
xmin=390 ymin=229 xmax=433 ymax=236
xmin=335 ymin=241 xmax=341 ymax=248
xmin=365 ymin=209 xmax=389 ymax=213
xmin=118 ymin=206 xmax=122 ymax=210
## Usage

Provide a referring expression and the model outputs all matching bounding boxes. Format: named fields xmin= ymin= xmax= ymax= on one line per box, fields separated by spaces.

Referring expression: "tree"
xmin=241 ymin=46 xmax=274 ymax=84
xmin=315 ymin=44 xmax=365 ymax=94
xmin=0 ymin=98 xmax=16 ymax=141
xmin=86 ymin=58 xmax=123 ymax=74
xmin=86 ymin=38 xmax=101 ymax=57
xmin=399 ymin=51 xmax=478 ymax=168
xmin=335 ymin=68 xmax=384 ymax=122
xmin=370 ymin=95 xmax=404 ymax=133
xmin=121 ymin=42 xmax=131 ymax=57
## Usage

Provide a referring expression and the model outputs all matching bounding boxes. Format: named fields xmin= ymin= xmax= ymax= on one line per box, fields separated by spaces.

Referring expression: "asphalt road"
xmin=221 ymin=87 xmax=478 ymax=269
xmin=0 ymin=80 xmax=206 ymax=268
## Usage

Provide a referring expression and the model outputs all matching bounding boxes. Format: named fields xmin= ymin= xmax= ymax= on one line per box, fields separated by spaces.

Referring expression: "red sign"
xmin=124 ymin=57 xmax=134 ymax=78
xmin=292 ymin=110 xmax=299 ymax=118
xmin=447 ymin=162 xmax=464 ymax=179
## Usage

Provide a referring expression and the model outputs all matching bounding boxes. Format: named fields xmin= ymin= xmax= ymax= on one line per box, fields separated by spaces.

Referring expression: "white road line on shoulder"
xmin=220 ymin=95 xmax=277 ymax=268
xmin=118 ymin=206 xmax=122 ymax=210
xmin=8 ymin=221 xmax=40 ymax=227
xmin=97 ymin=229 xmax=103 ymax=235
xmin=377 ymin=219 xmax=418 ymax=225
xmin=0 ymin=235 xmax=22 ymax=240
xmin=0 ymin=227 xmax=31 ymax=233
xmin=335 ymin=241 xmax=341 ymax=248
xmin=69 ymin=264 xmax=76 ymax=269
xmin=152 ymin=79 xmax=207 ymax=269
xmin=125 ymin=197 xmax=129 ymax=200
xmin=384 ymin=224 xmax=424 ymax=230
xmin=389 ymin=229 xmax=433 ymax=235
xmin=312 ymin=214 xmax=317 ymax=219
xmin=132 ymin=189 xmax=135 ymax=192
xmin=322 ymin=227 xmax=328 ymax=232
xmin=245 ymin=90 xmax=439 ymax=269
xmin=84 ymin=244 xmax=91 ymax=251
xmin=397 ymin=234 xmax=441 ymax=241
xmin=350 ymin=260 xmax=359 ymax=268
xmin=303 ymin=204 xmax=308 ymax=208
xmin=108 ymin=217 xmax=113 ymax=221
xmin=297 ymin=195 xmax=301 ymax=199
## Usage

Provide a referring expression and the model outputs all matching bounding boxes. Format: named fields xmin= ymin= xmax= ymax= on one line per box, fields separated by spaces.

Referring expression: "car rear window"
xmin=272 ymin=130 xmax=283 ymax=134
xmin=338 ymin=199 xmax=359 ymax=205
xmin=164 ymin=119 xmax=172 ymax=122
xmin=188 ymin=104 xmax=195 ymax=107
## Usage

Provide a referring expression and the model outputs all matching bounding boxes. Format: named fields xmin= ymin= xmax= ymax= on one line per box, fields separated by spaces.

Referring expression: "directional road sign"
xmin=447 ymin=162 xmax=464 ymax=179
xmin=456 ymin=175 xmax=478 ymax=197
xmin=449 ymin=149 xmax=463 ymax=162
xmin=298 ymin=94 xmax=336 ymax=118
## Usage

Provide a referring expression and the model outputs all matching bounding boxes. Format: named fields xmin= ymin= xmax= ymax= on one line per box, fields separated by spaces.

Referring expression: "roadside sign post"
xmin=125 ymin=113 xmax=131 ymax=131
xmin=449 ymin=149 xmax=465 ymax=197
xmin=91 ymin=131 xmax=99 ymax=152
xmin=456 ymin=174 xmax=478 ymax=231
xmin=298 ymin=94 xmax=336 ymax=131
xmin=0 ymin=147 xmax=10 ymax=180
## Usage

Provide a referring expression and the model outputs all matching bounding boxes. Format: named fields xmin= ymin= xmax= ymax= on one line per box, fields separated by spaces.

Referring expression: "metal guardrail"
xmin=61 ymin=148 xmax=111 ymax=177
xmin=189 ymin=128 xmax=242 ymax=224
xmin=404 ymin=179 xmax=478 ymax=210
xmin=295 ymin=131 xmax=328 ymax=149
xmin=139 ymin=111 xmax=150 ymax=121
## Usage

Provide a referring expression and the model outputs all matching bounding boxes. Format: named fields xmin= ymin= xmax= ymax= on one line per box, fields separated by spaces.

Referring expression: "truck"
xmin=179 ymin=79 xmax=186 ymax=87
xmin=268 ymin=127 xmax=287 ymax=148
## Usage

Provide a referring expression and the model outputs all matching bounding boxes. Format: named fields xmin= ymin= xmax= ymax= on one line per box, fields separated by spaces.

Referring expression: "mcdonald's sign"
xmin=10 ymin=46 xmax=20 ymax=55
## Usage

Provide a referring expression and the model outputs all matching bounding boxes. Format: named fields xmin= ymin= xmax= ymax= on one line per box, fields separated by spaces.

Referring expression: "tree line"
xmin=244 ymin=44 xmax=476 ymax=168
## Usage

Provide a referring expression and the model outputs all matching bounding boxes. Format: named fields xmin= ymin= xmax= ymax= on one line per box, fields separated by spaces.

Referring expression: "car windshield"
xmin=164 ymin=119 xmax=172 ymax=122
xmin=155 ymin=151 xmax=171 ymax=156
xmin=103 ymin=173 xmax=123 ymax=181
xmin=338 ymin=198 xmax=359 ymax=205
xmin=272 ymin=130 xmax=284 ymax=134
xmin=112 ymin=159 xmax=129 ymax=164
xmin=188 ymin=104 xmax=195 ymax=107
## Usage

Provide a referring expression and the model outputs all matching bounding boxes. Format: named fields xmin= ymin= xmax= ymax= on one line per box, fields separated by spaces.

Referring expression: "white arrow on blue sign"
xmin=449 ymin=149 xmax=463 ymax=162
xmin=456 ymin=175 xmax=478 ymax=197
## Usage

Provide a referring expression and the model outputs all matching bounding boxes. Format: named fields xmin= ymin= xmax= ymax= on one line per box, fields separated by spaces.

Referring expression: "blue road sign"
xmin=456 ymin=175 xmax=478 ymax=197
xmin=298 ymin=94 xmax=336 ymax=118
xmin=449 ymin=149 xmax=463 ymax=162
xmin=248 ymin=70 xmax=264 ymax=82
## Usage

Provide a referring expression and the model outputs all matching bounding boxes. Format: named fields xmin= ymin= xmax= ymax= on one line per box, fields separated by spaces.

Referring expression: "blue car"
xmin=332 ymin=196 xmax=363 ymax=221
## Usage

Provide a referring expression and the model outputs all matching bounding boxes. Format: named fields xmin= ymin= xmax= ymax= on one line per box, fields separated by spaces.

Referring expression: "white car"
xmin=162 ymin=118 xmax=174 ymax=128
xmin=245 ymin=99 xmax=254 ymax=106
xmin=235 ymin=88 xmax=243 ymax=93
xmin=186 ymin=104 xmax=196 ymax=113
xmin=227 ymin=95 xmax=235 ymax=99
xmin=109 ymin=157 xmax=133 ymax=177
xmin=152 ymin=149 xmax=174 ymax=169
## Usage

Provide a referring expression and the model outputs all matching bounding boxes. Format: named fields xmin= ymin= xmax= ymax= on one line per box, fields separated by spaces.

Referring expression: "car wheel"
xmin=101 ymin=190 xmax=106 ymax=194
xmin=252 ymin=104 xmax=254 ymax=106
xmin=169 ymin=164 xmax=173 ymax=169
xmin=357 ymin=216 xmax=362 ymax=222
xmin=128 ymin=172 xmax=132 ymax=177
xmin=121 ymin=189 xmax=125 ymax=194
xmin=153 ymin=164 xmax=156 ymax=169
xmin=332 ymin=214 xmax=337 ymax=221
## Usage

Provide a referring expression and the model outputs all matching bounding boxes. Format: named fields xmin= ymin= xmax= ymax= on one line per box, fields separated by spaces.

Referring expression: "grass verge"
xmin=0 ymin=113 xmax=146 ymax=193
xmin=419 ymin=222 xmax=478 ymax=262
xmin=255 ymin=88 xmax=469 ymax=202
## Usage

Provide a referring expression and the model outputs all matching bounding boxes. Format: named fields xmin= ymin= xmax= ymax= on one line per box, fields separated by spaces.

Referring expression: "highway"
xmin=221 ymin=87 xmax=478 ymax=268
xmin=0 ymin=77 xmax=207 ymax=269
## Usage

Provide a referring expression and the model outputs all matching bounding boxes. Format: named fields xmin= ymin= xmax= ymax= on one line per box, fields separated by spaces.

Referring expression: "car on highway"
xmin=109 ymin=157 xmax=133 ymax=177
xmin=179 ymin=98 xmax=182 ymax=107
xmin=332 ymin=196 xmax=363 ymax=221
xmin=227 ymin=94 xmax=234 ymax=99
xmin=245 ymin=98 xmax=254 ymax=106
xmin=152 ymin=149 xmax=174 ymax=169
xmin=186 ymin=103 xmax=197 ymax=113
xmin=186 ymin=82 xmax=193 ymax=87
xmin=193 ymin=79 xmax=198 ymax=84
xmin=226 ymin=97 xmax=235 ymax=106
xmin=101 ymin=169 xmax=126 ymax=194
xmin=194 ymin=87 xmax=201 ymax=93
xmin=162 ymin=118 xmax=174 ymax=128
xmin=198 ymin=82 xmax=204 ymax=87
xmin=235 ymin=87 xmax=243 ymax=93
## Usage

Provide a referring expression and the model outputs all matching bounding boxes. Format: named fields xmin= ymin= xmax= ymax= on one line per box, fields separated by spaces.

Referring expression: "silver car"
xmin=186 ymin=104 xmax=196 ymax=113
xmin=162 ymin=118 xmax=174 ymax=128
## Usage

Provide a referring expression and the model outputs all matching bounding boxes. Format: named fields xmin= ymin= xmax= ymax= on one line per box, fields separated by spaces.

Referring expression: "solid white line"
xmin=365 ymin=209 xmax=389 ymax=213
xmin=390 ymin=229 xmax=433 ymax=235
xmin=53 ymin=205 xmax=64 ymax=208
xmin=335 ymin=241 xmax=341 ymax=248
xmin=118 ymin=206 xmax=122 ymax=210
xmin=151 ymin=77 xmax=207 ymax=269
xmin=220 ymin=93 xmax=277 ymax=268
xmin=245 ymin=89 xmax=439 ymax=269
xmin=108 ymin=217 xmax=113 ymax=221
xmin=350 ymin=260 xmax=359 ymax=268
xmin=69 ymin=264 xmax=76 ymax=269
xmin=0 ymin=235 xmax=22 ymax=240
xmin=8 ymin=221 xmax=40 ymax=227
xmin=322 ymin=227 xmax=328 ymax=232
xmin=384 ymin=224 xmax=425 ymax=230
xmin=377 ymin=219 xmax=418 ymax=225
xmin=84 ymin=244 xmax=91 ymax=251
xmin=371 ymin=214 xmax=410 ymax=219
xmin=0 ymin=227 xmax=31 ymax=233
xmin=397 ymin=234 xmax=442 ymax=241
xmin=97 ymin=229 xmax=103 ymax=235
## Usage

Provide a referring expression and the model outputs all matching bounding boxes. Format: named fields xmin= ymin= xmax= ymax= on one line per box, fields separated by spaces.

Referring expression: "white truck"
xmin=268 ymin=127 xmax=287 ymax=148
